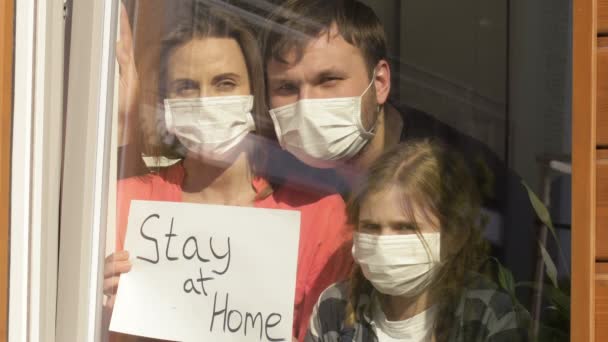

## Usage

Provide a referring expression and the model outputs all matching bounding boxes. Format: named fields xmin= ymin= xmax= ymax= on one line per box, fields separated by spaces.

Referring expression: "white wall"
xmin=509 ymin=0 xmax=572 ymax=187
xmin=363 ymin=0 xmax=508 ymax=160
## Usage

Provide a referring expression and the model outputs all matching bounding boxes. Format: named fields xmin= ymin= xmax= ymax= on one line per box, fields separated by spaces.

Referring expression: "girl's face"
xmin=358 ymin=187 xmax=440 ymax=236
xmin=167 ymin=37 xmax=251 ymax=98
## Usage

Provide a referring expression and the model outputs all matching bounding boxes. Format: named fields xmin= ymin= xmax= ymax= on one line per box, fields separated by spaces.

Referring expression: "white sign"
xmin=110 ymin=200 xmax=301 ymax=342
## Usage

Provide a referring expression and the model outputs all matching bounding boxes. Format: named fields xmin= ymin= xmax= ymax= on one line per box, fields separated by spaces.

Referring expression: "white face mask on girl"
xmin=164 ymin=95 xmax=256 ymax=161
xmin=352 ymin=232 xmax=441 ymax=297
xmin=268 ymin=75 xmax=377 ymax=168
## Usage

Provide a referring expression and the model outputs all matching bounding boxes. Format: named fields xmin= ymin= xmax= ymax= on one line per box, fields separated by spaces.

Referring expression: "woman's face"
xmin=167 ymin=37 xmax=251 ymax=98
xmin=358 ymin=187 xmax=440 ymax=235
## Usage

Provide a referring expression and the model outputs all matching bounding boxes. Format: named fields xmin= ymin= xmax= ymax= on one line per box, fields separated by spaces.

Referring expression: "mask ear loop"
xmin=241 ymin=95 xmax=257 ymax=133
xmin=356 ymin=69 xmax=380 ymax=137
xmin=163 ymin=98 xmax=175 ymax=135
xmin=360 ymin=69 xmax=377 ymax=97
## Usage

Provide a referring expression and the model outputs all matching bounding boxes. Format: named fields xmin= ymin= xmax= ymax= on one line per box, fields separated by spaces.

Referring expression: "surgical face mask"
xmin=268 ymin=75 xmax=377 ymax=168
xmin=353 ymin=232 xmax=441 ymax=297
xmin=164 ymin=95 xmax=256 ymax=161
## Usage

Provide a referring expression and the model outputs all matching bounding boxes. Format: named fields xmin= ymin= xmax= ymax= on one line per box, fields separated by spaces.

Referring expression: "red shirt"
xmin=115 ymin=163 xmax=353 ymax=341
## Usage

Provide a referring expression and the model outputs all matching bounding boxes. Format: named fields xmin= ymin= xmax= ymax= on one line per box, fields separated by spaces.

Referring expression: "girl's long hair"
xmin=344 ymin=139 xmax=489 ymax=341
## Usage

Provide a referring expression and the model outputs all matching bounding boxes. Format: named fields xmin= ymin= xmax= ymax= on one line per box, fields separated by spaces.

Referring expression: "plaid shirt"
xmin=305 ymin=274 xmax=531 ymax=342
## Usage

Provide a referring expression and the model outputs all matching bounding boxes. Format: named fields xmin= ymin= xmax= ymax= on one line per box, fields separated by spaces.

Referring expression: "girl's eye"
xmin=398 ymin=223 xmax=418 ymax=231
xmin=360 ymin=222 xmax=381 ymax=232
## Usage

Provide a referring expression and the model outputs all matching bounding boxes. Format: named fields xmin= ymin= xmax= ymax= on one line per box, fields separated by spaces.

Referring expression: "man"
xmin=260 ymin=0 xmax=535 ymax=315
xmin=263 ymin=0 xmax=395 ymax=185
xmin=262 ymin=0 xmax=498 ymax=192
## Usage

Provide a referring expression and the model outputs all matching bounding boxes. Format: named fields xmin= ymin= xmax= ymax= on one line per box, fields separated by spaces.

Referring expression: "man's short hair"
xmin=261 ymin=0 xmax=388 ymax=76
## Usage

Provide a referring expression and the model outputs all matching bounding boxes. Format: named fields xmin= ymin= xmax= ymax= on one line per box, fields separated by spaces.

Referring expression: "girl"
xmin=105 ymin=2 xmax=352 ymax=341
xmin=306 ymin=140 xmax=530 ymax=341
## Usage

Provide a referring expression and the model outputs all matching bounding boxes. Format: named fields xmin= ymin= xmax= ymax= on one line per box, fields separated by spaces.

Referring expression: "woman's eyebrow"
xmin=171 ymin=78 xmax=199 ymax=86
xmin=211 ymin=72 xmax=241 ymax=83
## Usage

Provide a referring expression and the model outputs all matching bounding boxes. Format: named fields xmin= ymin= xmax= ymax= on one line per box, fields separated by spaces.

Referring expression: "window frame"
xmin=55 ymin=0 xmax=119 ymax=341
xmin=9 ymin=0 xmax=65 ymax=341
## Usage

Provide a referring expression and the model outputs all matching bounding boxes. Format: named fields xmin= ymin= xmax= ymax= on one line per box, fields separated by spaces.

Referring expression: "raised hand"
xmin=103 ymin=250 xmax=132 ymax=308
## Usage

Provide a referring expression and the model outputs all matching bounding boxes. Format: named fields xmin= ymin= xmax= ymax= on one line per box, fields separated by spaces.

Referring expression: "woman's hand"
xmin=117 ymin=2 xmax=139 ymax=147
xmin=104 ymin=250 xmax=132 ymax=308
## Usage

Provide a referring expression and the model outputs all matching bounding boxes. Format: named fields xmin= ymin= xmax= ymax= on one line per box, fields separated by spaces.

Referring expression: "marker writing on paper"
xmin=136 ymin=213 xmax=232 ymax=296
xmin=209 ymin=292 xmax=286 ymax=341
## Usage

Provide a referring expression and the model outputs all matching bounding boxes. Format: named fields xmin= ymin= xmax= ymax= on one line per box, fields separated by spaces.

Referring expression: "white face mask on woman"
xmin=353 ymin=232 xmax=441 ymax=297
xmin=268 ymin=75 xmax=377 ymax=168
xmin=164 ymin=95 xmax=256 ymax=161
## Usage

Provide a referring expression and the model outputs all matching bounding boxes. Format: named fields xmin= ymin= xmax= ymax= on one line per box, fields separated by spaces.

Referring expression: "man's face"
xmin=266 ymin=24 xmax=379 ymax=131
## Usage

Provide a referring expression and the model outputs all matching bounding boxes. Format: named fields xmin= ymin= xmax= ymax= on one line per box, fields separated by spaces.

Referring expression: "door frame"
xmin=0 ymin=0 xmax=15 ymax=338
xmin=8 ymin=0 xmax=65 ymax=341
xmin=56 ymin=0 xmax=120 ymax=341
xmin=572 ymin=0 xmax=597 ymax=340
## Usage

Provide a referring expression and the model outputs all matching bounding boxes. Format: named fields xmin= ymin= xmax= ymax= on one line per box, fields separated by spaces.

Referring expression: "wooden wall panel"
xmin=0 ymin=0 xmax=13 ymax=339
xmin=598 ymin=151 xmax=608 ymax=260
xmin=600 ymin=0 xmax=608 ymax=35
xmin=597 ymin=40 xmax=608 ymax=146
xmin=572 ymin=0 xmax=597 ymax=339
xmin=597 ymin=263 xmax=608 ymax=342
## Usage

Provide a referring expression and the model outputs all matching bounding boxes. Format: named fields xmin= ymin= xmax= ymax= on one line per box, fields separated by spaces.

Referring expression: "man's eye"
xmin=275 ymin=83 xmax=298 ymax=94
xmin=320 ymin=76 xmax=342 ymax=86
xmin=323 ymin=76 xmax=340 ymax=82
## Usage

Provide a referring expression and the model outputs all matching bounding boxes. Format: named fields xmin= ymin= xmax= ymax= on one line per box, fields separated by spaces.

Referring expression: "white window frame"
xmin=55 ymin=0 xmax=120 ymax=341
xmin=9 ymin=0 xmax=65 ymax=341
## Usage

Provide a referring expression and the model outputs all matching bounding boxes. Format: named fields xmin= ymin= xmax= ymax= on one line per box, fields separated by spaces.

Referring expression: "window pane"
xmin=97 ymin=1 xmax=572 ymax=341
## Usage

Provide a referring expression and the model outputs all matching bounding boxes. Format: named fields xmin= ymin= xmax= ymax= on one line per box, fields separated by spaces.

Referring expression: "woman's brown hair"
xmin=344 ymin=139 xmax=489 ymax=341
xmin=137 ymin=0 xmax=275 ymax=179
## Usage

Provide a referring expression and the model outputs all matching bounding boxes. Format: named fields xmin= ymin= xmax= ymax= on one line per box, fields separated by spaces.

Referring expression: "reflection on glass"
xmin=99 ymin=1 xmax=571 ymax=341
xmin=310 ymin=140 xmax=530 ymax=341
xmin=105 ymin=1 xmax=351 ymax=341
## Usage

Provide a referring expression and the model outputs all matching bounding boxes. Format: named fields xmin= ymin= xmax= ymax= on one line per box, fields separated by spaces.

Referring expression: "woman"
xmin=104 ymin=3 xmax=352 ymax=341
xmin=306 ymin=140 xmax=530 ymax=341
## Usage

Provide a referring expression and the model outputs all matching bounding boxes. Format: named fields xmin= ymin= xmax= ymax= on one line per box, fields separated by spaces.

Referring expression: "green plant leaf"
xmin=497 ymin=261 xmax=516 ymax=297
xmin=522 ymin=181 xmax=570 ymax=276
xmin=516 ymin=281 xmax=570 ymax=314
xmin=522 ymin=181 xmax=554 ymax=231
xmin=537 ymin=322 xmax=569 ymax=342
xmin=543 ymin=284 xmax=570 ymax=318
xmin=538 ymin=242 xmax=559 ymax=288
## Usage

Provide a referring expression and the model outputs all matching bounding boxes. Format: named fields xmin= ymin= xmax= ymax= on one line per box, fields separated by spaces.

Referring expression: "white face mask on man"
xmin=268 ymin=75 xmax=377 ymax=168
xmin=353 ymin=232 xmax=441 ymax=297
xmin=164 ymin=95 xmax=256 ymax=161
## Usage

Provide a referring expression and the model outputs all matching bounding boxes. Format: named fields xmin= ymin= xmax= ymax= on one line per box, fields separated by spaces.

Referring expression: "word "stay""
xmin=136 ymin=213 xmax=231 ymax=276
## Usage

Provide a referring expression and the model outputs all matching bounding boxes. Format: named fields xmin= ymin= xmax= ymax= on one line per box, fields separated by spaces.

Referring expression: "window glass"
xmin=100 ymin=1 xmax=572 ymax=341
